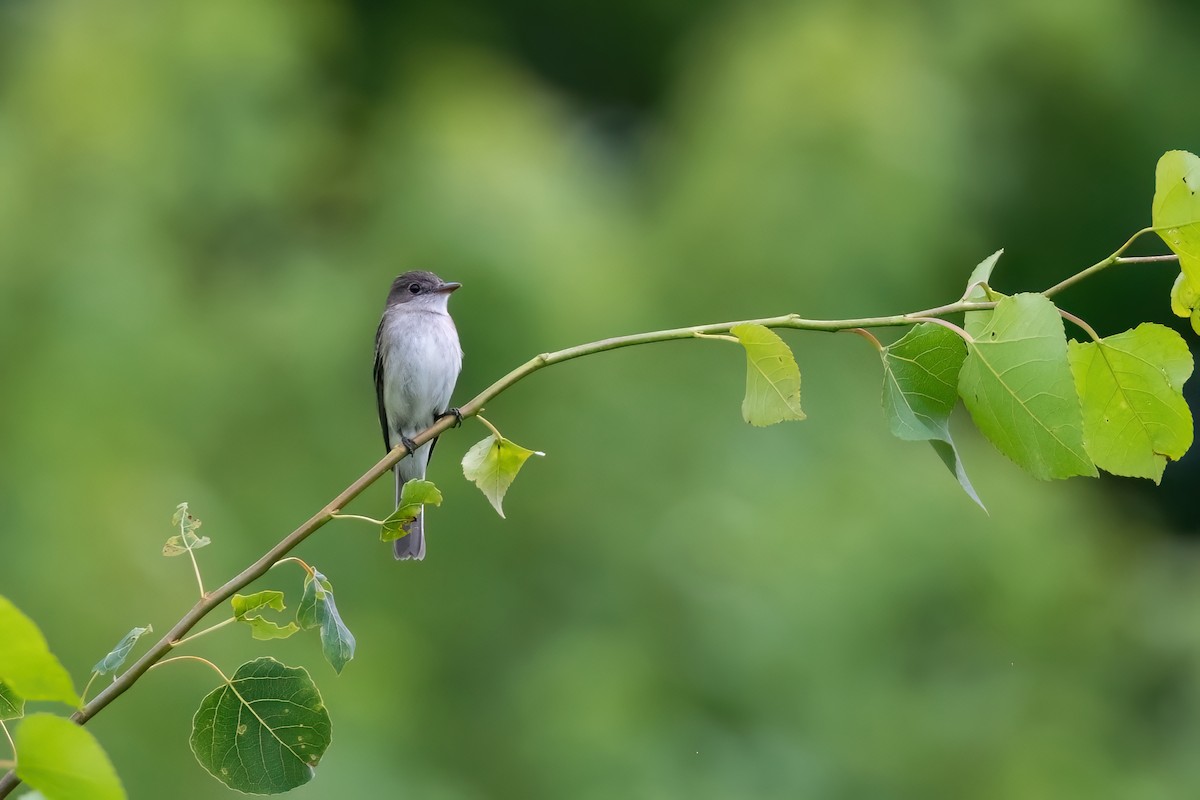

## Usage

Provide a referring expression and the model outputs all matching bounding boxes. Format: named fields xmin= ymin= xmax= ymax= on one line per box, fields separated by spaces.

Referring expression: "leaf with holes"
xmin=15 ymin=713 xmax=126 ymax=800
xmin=380 ymin=479 xmax=442 ymax=542
xmin=462 ymin=435 xmax=544 ymax=518
xmin=189 ymin=657 xmax=331 ymax=793
xmin=958 ymin=293 xmax=1095 ymax=480
xmin=0 ymin=595 xmax=79 ymax=706
xmin=231 ymin=592 xmax=299 ymax=641
xmin=296 ymin=570 xmax=356 ymax=674
xmin=729 ymin=323 xmax=805 ymax=426
xmin=164 ymin=504 xmax=209 ymax=556
xmin=1153 ymin=150 xmax=1200 ymax=304
xmin=881 ymin=323 xmax=983 ymax=510
xmin=1068 ymin=323 xmax=1194 ymax=482
xmin=93 ymin=625 xmax=153 ymax=675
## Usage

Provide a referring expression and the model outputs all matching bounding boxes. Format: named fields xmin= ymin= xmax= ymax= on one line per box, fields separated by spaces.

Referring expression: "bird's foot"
xmin=439 ymin=407 xmax=464 ymax=428
xmin=399 ymin=436 xmax=419 ymax=456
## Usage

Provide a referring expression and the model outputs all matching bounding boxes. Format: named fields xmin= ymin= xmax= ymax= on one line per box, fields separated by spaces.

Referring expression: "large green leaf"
xmin=93 ymin=625 xmax=153 ymax=676
xmin=296 ymin=570 xmax=356 ymax=674
xmin=0 ymin=681 xmax=23 ymax=721
xmin=380 ymin=479 xmax=443 ymax=542
xmin=958 ymin=293 xmax=1096 ymax=480
xmin=190 ymin=657 xmax=331 ymax=794
xmin=1152 ymin=150 xmax=1200 ymax=301
xmin=231 ymin=592 xmax=300 ymax=641
xmin=462 ymin=434 xmax=544 ymax=518
xmin=882 ymin=323 xmax=983 ymax=510
xmin=1068 ymin=323 xmax=1194 ymax=482
xmin=0 ymin=595 xmax=79 ymax=706
xmin=15 ymin=713 xmax=126 ymax=800
xmin=729 ymin=323 xmax=806 ymax=426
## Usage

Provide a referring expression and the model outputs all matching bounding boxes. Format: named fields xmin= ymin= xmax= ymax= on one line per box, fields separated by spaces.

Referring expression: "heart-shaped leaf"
xmin=190 ymin=657 xmax=331 ymax=793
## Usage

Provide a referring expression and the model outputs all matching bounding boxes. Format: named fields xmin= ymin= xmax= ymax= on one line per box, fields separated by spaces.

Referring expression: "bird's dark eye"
xmin=408 ymin=283 xmax=421 ymax=294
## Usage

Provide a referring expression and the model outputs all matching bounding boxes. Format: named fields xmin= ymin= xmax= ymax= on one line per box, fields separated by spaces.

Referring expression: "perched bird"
xmin=373 ymin=270 xmax=463 ymax=560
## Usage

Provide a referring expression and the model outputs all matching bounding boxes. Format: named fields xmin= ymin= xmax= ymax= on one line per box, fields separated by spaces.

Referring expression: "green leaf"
xmin=296 ymin=570 xmax=356 ymax=674
xmin=958 ymin=293 xmax=1096 ymax=480
xmin=1170 ymin=272 xmax=1200 ymax=335
xmin=231 ymin=592 xmax=300 ymax=641
xmin=0 ymin=595 xmax=79 ymax=706
xmin=963 ymin=250 xmax=1006 ymax=338
xmin=15 ymin=713 xmax=126 ymax=800
xmin=380 ymin=479 xmax=443 ymax=542
xmin=92 ymin=625 xmax=153 ymax=676
xmin=462 ymin=435 xmax=544 ymax=518
xmin=881 ymin=323 xmax=984 ymax=510
xmin=1152 ymin=150 xmax=1200 ymax=300
xmin=728 ymin=323 xmax=806 ymax=426
xmin=189 ymin=657 xmax=331 ymax=794
xmin=0 ymin=681 xmax=24 ymax=721
xmin=963 ymin=248 xmax=1004 ymax=302
xmin=1067 ymin=323 xmax=1194 ymax=482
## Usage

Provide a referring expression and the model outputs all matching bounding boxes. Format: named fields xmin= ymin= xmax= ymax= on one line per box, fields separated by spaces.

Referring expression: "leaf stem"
xmin=692 ymin=331 xmax=740 ymax=343
xmin=177 ymin=510 xmax=206 ymax=599
xmin=79 ymin=671 xmax=100 ymax=707
xmin=171 ymin=617 xmax=237 ymax=648
xmin=270 ymin=556 xmax=314 ymax=576
xmin=845 ymin=328 xmax=884 ymax=351
xmin=475 ymin=415 xmax=503 ymax=441
xmin=1058 ymin=309 xmax=1102 ymax=342
xmin=908 ymin=315 xmax=973 ymax=343
xmin=1114 ymin=254 xmax=1179 ymax=265
xmin=0 ymin=721 xmax=13 ymax=763
xmin=147 ymin=655 xmax=228 ymax=682
xmin=329 ymin=513 xmax=386 ymax=526
xmin=1043 ymin=227 xmax=1156 ymax=297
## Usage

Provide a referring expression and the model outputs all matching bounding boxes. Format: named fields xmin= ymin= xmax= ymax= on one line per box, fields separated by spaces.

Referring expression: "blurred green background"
xmin=2 ymin=0 xmax=1200 ymax=797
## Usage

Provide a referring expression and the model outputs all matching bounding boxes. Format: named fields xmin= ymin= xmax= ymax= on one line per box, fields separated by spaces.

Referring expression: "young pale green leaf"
xmin=881 ymin=323 xmax=984 ymax=510
xmin=1170 ymin=273 xmax=1200 ymax=335
xmin=959 ymin=293 xmax=1096 ymax=480
xmin=15 ymin=713 xmax=126 ymax=800
xmin=462 ymin=435 xmax=544 ymax=518
xmin=1068 ymin=323 xmax=1194 ymax=482
xmin=190 ymin=657 xmax=331 ymax=794
xmin=297 ymin=570 xmax=356 ymax=674
xmin=92 ymin=625 xmax=153 ymax=676
xmin=963 ymin=250 xmax=1006 ymax=338
xmin=729 ymin=323 xmax=805 ymax=426
xmin=380 ymin=479 xmax=443 ymax=542
xmin=0 ymin=681 xmax=23 ymax=720
xmin=231 ymin=591 xmax=300 ymax=641
xmin=0 ymin=595 xmax=79 ymax=706
xmin=1152 ymin=150 xmax=1200 ymax=298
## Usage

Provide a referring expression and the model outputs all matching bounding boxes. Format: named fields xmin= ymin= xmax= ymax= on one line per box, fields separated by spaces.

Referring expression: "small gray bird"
xmin=374 ymin=270 xmax=463 ymax=560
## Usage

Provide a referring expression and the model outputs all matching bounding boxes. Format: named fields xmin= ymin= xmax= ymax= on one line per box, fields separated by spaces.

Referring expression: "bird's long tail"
xmin=392 ymin=468 xmax=426 ymax=561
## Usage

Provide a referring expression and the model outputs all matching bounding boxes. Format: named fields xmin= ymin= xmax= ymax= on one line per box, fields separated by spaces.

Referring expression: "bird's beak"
xmin=436 ymin=281 xmax=462 ymax=294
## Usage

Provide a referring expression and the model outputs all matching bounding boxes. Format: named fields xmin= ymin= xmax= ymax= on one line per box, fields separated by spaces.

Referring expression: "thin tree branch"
xmin=0 ymin=240 xmax=1180 ymax=797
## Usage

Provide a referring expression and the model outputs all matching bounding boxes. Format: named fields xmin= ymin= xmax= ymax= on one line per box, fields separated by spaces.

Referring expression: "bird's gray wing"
xmin=374 ymin=315 xmax=390 ymax=451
